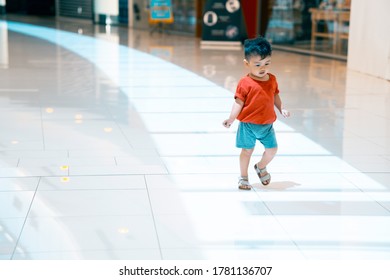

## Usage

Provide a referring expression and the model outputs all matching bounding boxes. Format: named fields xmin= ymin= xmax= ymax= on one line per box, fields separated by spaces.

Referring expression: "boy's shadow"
xmin=252 ymin=181 xmax=301 ymax=191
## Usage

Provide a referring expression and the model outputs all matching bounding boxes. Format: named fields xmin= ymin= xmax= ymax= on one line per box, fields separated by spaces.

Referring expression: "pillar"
xmin=347 ymin=0 xmax=390 ymax=80
xmin=94 ymin=0 xmax=119 ymax=25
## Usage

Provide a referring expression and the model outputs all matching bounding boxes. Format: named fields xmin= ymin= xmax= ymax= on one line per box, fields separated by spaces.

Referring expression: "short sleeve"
xmin=274 ymin=76 xmax=280 ymax=95
xmin=234 ymin=79 xmax=247 ymax=102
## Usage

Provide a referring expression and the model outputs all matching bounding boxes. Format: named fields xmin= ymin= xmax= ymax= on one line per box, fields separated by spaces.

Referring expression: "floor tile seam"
xmin=139 ymin=188 xmax=385 ymax=193
xmin=157 ymin=244 xmax=303 ymax=250
xmin=285 ymin=107 xmax=348 ymax=111
xmin=41 ymin=117 xmax=117 ymax=121
xmin=276 ymin=240 xmax=390 ymax=248
xmin=6 ymin=213 xmax=390 ymax=220
xmin=354 ymin=108 xmax=390 ymax=120
xmin=265 ymin=215 xmax=390 ymax=222
xmin=347 ymin=188 xmax=390 ymax=214
xmin=40 ymin=174 xmax=147 ymax=178
xmin=66 ymin=170 xmax=170 ymax=175
xmin=370 ymin=202 xmax=390 ymax=214
xmin=127 ymin=97 xmax=233 ymax=100
xmin=253 ymin=189 xmax=342 ymax=259
xmin=3 ymin=171 xmax=386 ymax=177
xmin=33 ymin=188 xmax=148 ymax=192
xmin=118 ymin=83 xmax=217 ymax=87
xmin=59 ymin=172 xmax=390 ymax=176
xmin=119 ymin=85 xmax=223 ymax=89
xmin=0 ymin=175 xmax=150 ymax=181
xmin=339 ymin=172 xmax=390 ymax=194
xmin=158 ymin=154 xmax=337 ymax=158
xmin=12 ymin=248 xmax=163 ymax=258
xmin=104 ymin=103 xmax=134 ymax=154
xmin=11 ymin=248 xmax=164 ymax=254
xmin=147 ymin=132 xmax=238 ymax=136
xmin=17 ymin=163 xmax=119 ymax=167
xmin=250 ymin=196 xmax=390 ymax=202
xmin=107 ymin=112 xmax=138 ymax=152
xmin=150 ymin=171 xmax=372 ymax=175
xmin=240 ymin=193 xmax=390 ymax=201
xmin=0 ymin=190 xmax=39 ymax=194
xmin=10 ymin=177 xmax=42 ymax=259
xmin=24 ymin=214 xmax=155 ymax=219
xmin=143 ymin=175 xmax=164 ymax=259
xmin=248 ymin=213 xmax=390 ymax=217
xmin=155 ymin=154 xmax=337 ymax=157
xmin=39 ymin=99 xmax=46 ymax=151
xmin=251 ymin=189 xmax=311 ymax=259
xmin=152 ymin=213 xmax=390 ymax=219
xmin=0 ymin=88 xmax=40 ymax=92
xmin=39 ymin=172 xmax=168 ymax=177
xmin=132 ymin=111 xmax=232 ymax=114
xmin=379 ymin=154 xmax=390 ymax=162
xmin=343 ymin=128 xmax=389 ymax=142
xmin=0 ymin=176 xmax=42 ymax=180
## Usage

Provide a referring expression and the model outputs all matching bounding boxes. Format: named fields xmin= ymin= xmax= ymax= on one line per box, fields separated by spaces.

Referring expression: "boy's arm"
xmin=274 ymin=94 xmax=290 ymax=118
xmin=223 ymin=98 xmax=244 ymax=128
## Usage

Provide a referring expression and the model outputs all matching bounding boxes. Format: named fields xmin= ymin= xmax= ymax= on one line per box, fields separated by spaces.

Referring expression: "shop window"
xmin=265 ymin=0 xmax=351 ymax=58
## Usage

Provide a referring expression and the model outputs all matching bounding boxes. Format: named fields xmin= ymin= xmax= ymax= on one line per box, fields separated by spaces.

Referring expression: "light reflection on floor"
xmin=0 ymin=18 xmax=389 ymax=260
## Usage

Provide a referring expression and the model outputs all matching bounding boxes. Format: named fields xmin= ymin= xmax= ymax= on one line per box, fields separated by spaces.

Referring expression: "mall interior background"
xmin=1 ymin=1 xmax=351 ymax=58
xmin=0 ymin=0 xmax=390 ymax=260
xmin=2 ymin=0 xmax=388 ymax=81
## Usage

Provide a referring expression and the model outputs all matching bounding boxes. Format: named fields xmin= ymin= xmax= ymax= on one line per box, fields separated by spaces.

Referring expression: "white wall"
xmin=94 ymin=0 xmax=119 ymax=16
xmin=347 ymin=0 xmax=390 ymax=80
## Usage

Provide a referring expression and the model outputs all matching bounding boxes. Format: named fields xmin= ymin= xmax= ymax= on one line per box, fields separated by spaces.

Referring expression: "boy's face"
xmin=244 ymin=55 xmax=271 ymax=79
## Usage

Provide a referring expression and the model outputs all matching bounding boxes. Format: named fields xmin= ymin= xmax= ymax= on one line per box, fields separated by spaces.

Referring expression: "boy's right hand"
xmin=222 ymin=119 xmax=233 ymax=128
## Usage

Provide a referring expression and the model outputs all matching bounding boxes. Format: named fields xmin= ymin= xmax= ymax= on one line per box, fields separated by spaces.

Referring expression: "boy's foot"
xmin=238 ymin=177 xmax=252 ymax=190
xmin=254 ymin=164 xmax=271 ymax=185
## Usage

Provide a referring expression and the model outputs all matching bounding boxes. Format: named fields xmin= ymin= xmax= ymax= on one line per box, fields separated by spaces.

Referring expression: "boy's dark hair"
xmin=244 ymin=37 xmax=272 ymax=60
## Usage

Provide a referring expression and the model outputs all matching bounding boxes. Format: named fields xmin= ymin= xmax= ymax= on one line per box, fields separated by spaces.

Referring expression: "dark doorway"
xmin=6 ymin=0 xmax=55 ymax=16
xmin=119 ymin=0 xmax=129 ymax=24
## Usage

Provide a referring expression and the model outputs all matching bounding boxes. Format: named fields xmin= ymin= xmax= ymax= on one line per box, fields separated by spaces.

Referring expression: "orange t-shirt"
xmin=234 ymin=73 xmax=279 ymax=124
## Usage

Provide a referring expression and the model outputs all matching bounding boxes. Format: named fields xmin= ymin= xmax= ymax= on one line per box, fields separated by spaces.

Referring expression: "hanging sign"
xmin=201 ymin=0 xmax=246 ymax=45
xmin=149 ymin=0 xmax=174 ymax=23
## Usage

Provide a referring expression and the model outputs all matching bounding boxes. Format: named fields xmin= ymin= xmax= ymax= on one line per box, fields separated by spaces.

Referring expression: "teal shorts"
xmin=236 ymin=122 xmax=278 ymax=149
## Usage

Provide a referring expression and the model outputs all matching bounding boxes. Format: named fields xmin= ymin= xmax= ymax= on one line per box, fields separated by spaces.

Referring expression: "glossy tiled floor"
xmin=0 ymin=16 xmax=390 ymax=260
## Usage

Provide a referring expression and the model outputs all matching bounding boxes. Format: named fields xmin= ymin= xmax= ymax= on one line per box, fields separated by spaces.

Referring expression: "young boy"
xmin=223 ymin=37 xmax=290 ymax=190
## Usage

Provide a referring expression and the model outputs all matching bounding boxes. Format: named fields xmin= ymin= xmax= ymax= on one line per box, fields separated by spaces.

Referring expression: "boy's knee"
xmin=265 ymin=147 xmax=278 ymax=156
xmin=241 ymin=148 xmax=254 ymax=156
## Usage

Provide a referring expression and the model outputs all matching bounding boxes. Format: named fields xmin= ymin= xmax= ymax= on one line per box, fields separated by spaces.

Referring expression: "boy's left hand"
xmin=281 ymin=109 xmax=290 ymax=118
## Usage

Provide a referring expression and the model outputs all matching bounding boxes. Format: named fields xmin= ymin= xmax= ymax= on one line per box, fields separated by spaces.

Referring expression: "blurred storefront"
xmin=133 ymin=0 xmax=351 ymax=59
xmin=130 ymin=0 xmax=198 ymax=34
xmin=1 ymin=0 xmax=351 ymax=59
xmin=264 ymin=0 xmax=351 ymax=59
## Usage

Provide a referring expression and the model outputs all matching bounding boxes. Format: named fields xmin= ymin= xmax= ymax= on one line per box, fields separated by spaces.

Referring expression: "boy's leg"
xmin=240 ymin=148 xmax=254 ymax=177
xmin=256 ymin=147 xmax=278 ymax=170
xmin=255 ymin=147 xmax=277 ymax=185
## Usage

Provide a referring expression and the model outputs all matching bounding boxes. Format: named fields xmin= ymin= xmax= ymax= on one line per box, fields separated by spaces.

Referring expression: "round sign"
xmin=203 ymin=11 xmax=218 ymax=26
xmin=226 ymin=0 xmax=240 ymax=13
xmin=225 ymin=25 xmax=239 ymax=39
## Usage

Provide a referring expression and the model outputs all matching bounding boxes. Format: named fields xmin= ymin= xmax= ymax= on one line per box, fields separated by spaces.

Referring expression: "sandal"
xmin=254 ymin=164 xmax=271 ymax=185
xmin=238 ymin=177 xmax=252 ymax=190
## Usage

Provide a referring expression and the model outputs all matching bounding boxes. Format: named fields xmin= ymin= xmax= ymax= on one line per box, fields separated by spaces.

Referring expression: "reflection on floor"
xmin=0 ymin=16 xmax=389 ymax=260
